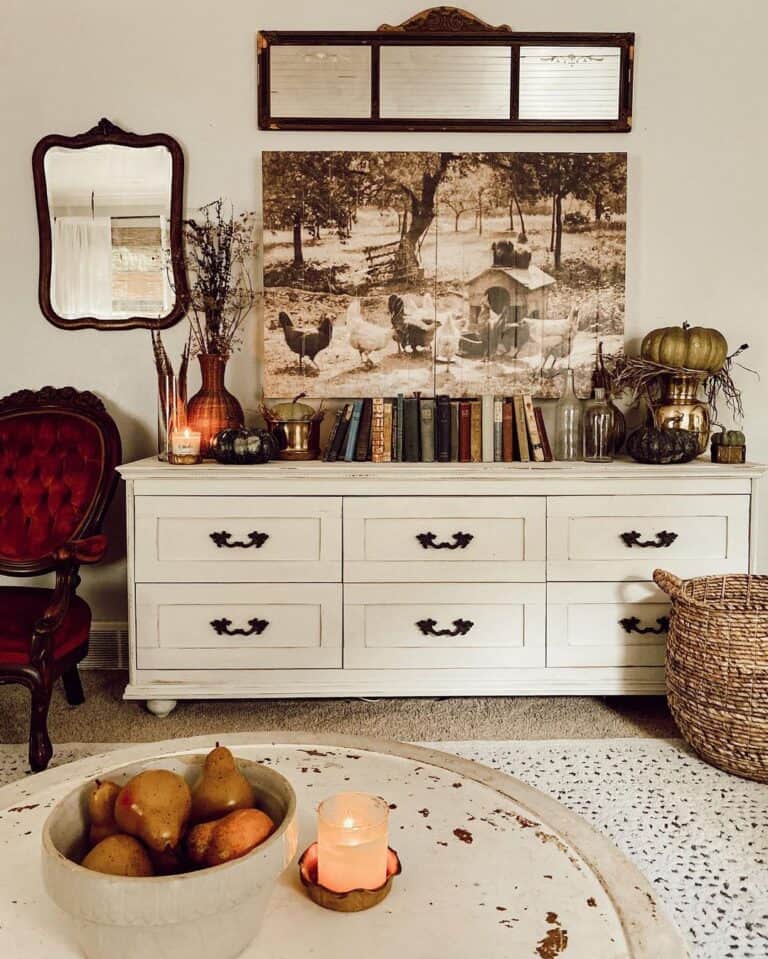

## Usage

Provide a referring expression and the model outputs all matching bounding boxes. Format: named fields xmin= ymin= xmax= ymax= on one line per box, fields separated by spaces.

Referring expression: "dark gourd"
xmin=210 ymin=428 xmax=276 ymax=465
xmin=626 ymin=427 xmax=700 ymax=465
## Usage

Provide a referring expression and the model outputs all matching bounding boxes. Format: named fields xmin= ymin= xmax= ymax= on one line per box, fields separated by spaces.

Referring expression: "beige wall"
xmin=1 ymin=0 xmax=766 ymax=620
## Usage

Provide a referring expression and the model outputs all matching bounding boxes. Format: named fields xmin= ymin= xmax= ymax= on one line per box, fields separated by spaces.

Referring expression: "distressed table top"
xmin=0 ymin=733 xmax=687 ymax=959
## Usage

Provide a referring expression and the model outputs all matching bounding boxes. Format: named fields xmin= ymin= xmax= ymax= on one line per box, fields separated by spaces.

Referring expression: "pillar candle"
xmin=317 ymin=792 xmax=389 ymax=893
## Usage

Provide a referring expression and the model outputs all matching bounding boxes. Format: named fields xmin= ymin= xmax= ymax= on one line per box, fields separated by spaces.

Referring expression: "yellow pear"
xmin=87 ymin=779 xmax=121 ymax=846
xmin=81 ymin=834 xmax=154 ymax=877
xmin=114 ymin=769 xmax=192 ymax=853
xmin=190 ymin=745 xmax=255 ymax=824
xmin=204 ymin=808 xmax=275 ymax=867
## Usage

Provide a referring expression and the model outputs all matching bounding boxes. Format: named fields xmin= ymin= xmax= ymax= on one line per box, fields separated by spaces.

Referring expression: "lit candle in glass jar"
xmin=317 ymin=792 xmax=389 ymax=893
xmin=169 ymin=427 xmax=202 ymax=464
xmin=170 ymin=428 xmax=201 ymax=456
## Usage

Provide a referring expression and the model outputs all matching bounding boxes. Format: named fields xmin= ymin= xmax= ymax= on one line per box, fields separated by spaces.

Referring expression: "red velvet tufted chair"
xmin=0 ymin=387 xmax=121 ymax=771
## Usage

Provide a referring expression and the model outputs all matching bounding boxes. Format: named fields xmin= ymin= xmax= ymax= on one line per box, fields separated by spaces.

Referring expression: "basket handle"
xmin=653 ymin=568 xmax=684 ymax=599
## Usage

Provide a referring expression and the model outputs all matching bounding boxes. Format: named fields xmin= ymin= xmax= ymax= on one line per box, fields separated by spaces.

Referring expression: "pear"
xmin=87 ymin=779 xmax=121 ymax=846
xmin=190 ymin=745 xmax=255 ymax=824
xmin=81 ymin=834 xmax=154 ymax=877
xmin=114 ymin=769 xmax=192 ymax=853
xmin=188 ymin=808 xmax=275 ymax=868
xmin=186 ymin=819 xmax=219 ymax=868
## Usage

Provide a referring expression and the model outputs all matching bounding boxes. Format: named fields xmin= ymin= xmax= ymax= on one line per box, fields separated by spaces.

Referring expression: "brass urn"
xmin=652 ymin=373 xmax=710 ymax=455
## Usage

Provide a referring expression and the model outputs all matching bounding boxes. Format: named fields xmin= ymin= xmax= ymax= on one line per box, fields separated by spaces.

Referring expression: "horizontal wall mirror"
xmin=33 ymin=119 xmax=188 ymax=331
xmin=258 ymin=8 xmax=634 ymax=133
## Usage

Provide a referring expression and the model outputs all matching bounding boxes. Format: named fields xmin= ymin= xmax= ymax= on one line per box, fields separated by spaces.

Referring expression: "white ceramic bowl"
xmin=41 ymin=752 xmax=298 ymax=959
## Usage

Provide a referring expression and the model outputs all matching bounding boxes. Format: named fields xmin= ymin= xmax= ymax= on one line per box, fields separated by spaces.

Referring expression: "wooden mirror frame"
xmin=258 ymin=7 xmax=634 ymax=133
xmin=32 ymin=118 xmax=189 ymax=331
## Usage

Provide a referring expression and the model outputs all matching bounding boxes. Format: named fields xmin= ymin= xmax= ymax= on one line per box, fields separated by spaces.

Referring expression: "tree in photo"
xmin=262 ymin=152 xmax=359 ymax=268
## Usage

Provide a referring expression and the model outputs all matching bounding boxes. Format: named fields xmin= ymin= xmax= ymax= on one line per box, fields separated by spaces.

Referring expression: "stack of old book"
xmin=323 ymin=394 xmax=553 ymax=464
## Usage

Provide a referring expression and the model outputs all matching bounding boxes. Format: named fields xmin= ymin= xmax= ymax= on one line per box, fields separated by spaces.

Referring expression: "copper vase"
xmin=186 ymin=353 xmax=244 ymax=457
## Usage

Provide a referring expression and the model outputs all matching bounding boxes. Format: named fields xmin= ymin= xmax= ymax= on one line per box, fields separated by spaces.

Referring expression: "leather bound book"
xmin=458 ymin=401 xmax=472 ymax=463
xmin=502 ymin=399 xmax=514 ymax=462
xmin=493 ymin=397 xmax=503 ymax=462
xmin=403 ymin=397 xmax=421 ymax=462
xmin=450 ymin=400 xmax=460 ymax=461
xmin=481 ymin=394 xmax=495 ymax=463
xmin=343 ymin=400 xmax=363 ymax=461
xmin=436 ymin=395 xmax=451 ymax=462
xmin=420 ymin=398 xmax=435 ymax=462
xmin=534 ymin=406 xmax=553 ymax=462
xmin=355 ymin=398 xmax=373 ymax=461
xmin=323 ymin=405 xmax=346 ymax=461
xmin=383 ymin=401 xmax=393 ymax=462
xmin=522 ymin=394 xmax=545 ymax=463
xmin=395 ymin=393 xmax=404 ymax=462
xmin=371 ymin=397 xmax=385 ymax=463
xmin=470 ymin=400 xmax=482 ymax=462
xmin=513 ymin=395 xmax=530 ymax=462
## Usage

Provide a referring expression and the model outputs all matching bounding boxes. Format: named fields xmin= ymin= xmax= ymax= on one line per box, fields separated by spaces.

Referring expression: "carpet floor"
xmin=1 ymin=737 xmax=766 ymax=959
xmin=0 ymin=669 xmax=678 ymax=743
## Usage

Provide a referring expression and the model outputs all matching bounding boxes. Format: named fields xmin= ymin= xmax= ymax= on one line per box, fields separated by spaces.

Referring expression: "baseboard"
xmin=82 ymin=621 xmax=129 ymax=669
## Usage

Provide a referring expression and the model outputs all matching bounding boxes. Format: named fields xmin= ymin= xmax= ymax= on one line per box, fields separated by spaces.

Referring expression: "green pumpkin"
xmin=210 ymin=428 xmax=276 ymax=465
xmin=268 ymin=392 xmax=316 ymax=421
xmin=711 ymin=428 xmax=746 ymax=447
xmin=626 ymin=427 xmax=700 ymax=465
xmin=641 ymin=323 xmax=728 ymax=373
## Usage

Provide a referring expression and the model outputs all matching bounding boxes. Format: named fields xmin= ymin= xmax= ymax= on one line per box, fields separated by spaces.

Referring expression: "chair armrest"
xmin=53 ymin=534 xmax=108 ymax=566
xmin=29 ymin=536 xmax=106 ymax=665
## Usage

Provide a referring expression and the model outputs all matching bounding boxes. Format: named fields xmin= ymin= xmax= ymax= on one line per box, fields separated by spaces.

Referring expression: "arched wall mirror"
xmin=33 ymin=119 xmax=189 ymax=331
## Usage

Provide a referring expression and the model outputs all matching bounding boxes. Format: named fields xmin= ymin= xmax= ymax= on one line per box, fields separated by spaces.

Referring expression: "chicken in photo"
xmin=346 ymin=298 xmax=391 ymax=369
xmin=276 ymin=311 xmax=333 ymax=375
xmin=388 ymin=293 xmax=438 ymax=355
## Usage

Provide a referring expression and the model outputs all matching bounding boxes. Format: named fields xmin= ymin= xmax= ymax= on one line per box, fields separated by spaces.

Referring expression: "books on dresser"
xmin=322 ymin=392 xmax=553 ymax=465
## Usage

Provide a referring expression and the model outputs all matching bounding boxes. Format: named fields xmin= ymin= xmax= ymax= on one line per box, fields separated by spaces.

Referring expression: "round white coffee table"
xmin=0 ymin=733 xmax=687 ymax=958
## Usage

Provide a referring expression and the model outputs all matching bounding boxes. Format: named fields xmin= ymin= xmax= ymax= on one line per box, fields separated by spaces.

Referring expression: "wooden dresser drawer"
xmin=135 ymin=496 xmax=341 ymax=582
xmin=548 ymin=582 xmax=670 ymax=667
xmin=343 ymin=497 xmax=545 ymax=582
xmin=344 ymin=583 xmax=545 ymax=669
xmin=547 ymin=494 xmax=750 ymax=581
xmin=136 ymin=583 xmax=342 ymax=669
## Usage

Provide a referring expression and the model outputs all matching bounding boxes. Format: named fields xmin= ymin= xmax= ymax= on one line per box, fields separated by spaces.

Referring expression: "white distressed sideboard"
xmin=118 ymin=458 xmax=764 ymax=716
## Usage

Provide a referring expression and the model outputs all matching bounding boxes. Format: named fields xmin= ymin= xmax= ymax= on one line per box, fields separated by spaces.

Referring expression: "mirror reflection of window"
xmin=45 ymin=144 xmax=172 ymax=320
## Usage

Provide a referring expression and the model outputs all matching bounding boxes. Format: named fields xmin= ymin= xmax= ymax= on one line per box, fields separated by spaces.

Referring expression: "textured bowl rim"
xmin=41 ymin=751 xmax=297 ymax=883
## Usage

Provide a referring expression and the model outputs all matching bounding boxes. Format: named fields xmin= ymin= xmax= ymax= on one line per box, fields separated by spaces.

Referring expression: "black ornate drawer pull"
xmin=416 ymin=618 xmax=474 ymax=638
xmin=620 ymin=530 xmax=678 ymax=549
xmin=210 ymin=530 xmax=269 ymax=549
xmin=416 ymin=531 xmax=474 ymax=551
xmin=210 ymin=617 xmax=269 ymax=637
xmin=619 ymin=615 xmax=670 ymax=636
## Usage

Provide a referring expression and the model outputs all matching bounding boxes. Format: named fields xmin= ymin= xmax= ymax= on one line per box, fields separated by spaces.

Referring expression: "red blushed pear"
xmin=114 ymin=769 xmax=192 ymax=854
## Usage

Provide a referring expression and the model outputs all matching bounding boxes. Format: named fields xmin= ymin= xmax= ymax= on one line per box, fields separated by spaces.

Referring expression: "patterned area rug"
xmin=1 ymin=738 xmax=765 ymax=959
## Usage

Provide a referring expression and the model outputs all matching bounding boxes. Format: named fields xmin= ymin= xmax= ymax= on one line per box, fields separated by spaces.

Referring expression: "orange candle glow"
xmin=317 ymin=793 xmax=389 ymax=893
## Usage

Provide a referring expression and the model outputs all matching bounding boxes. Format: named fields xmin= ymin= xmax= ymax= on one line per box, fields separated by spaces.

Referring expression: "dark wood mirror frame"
xmin=258 ymin=7 xmax=634 ymax=133
xmin=32 ymin=118 xmax=189 ymax=331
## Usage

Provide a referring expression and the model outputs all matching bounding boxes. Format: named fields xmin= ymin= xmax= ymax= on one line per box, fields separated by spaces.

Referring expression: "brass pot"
xmin=262 ymin=395 xmax=325 ymax=460
xmin=652 ymin=373 xmax=710 ymax=455
xmin=268 ymin=415 xmax=323 ymax=460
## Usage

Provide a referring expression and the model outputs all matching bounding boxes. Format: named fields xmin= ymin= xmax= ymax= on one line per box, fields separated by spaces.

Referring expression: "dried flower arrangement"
xmin=150 ymin=199 xmax=259 ymax=456
xmin=609 ymin=346 xmax=750 ymax=422
xmin=184 ymin=199 xmax=259 ymax=358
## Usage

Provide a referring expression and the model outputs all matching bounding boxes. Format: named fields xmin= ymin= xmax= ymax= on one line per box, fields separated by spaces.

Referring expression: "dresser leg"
xmin=146 ymin=699 xmax=177 ymax=718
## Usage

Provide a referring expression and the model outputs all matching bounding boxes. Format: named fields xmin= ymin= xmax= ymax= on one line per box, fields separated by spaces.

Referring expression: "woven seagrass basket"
xmin=654 ymin=568 xmax=768 ymax=782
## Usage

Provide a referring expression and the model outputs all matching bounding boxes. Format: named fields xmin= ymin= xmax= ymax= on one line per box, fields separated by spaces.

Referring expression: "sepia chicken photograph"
xmin=261 ymin=151 xmax=626 ymax=399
